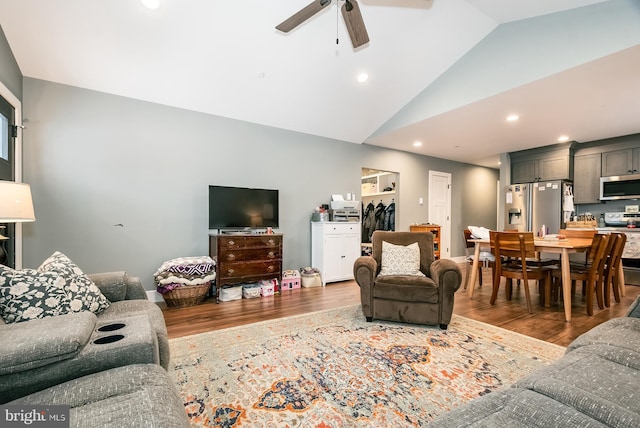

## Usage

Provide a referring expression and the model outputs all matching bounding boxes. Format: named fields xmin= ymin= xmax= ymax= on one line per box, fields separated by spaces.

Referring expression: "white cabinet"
xmin=311 ymin=222 xmax=361 ymax=284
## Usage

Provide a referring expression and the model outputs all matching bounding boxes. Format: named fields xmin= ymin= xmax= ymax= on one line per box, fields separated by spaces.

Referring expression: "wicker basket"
xmin=162 ymin=282 xmax=211 ymax=308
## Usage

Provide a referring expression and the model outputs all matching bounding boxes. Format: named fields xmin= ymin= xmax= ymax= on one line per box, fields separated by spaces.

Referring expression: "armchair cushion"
xmin=374 ymin=275 xmax=439 ymax=303
xmin=0 ymin=311 xmax=96 ymax=375
xmin=379 ymin=241 xmax=425 ymax=277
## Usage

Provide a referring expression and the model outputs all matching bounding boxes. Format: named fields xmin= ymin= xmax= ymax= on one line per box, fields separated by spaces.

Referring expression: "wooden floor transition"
xmin=162 ymin=264 xmax=640 ymax=347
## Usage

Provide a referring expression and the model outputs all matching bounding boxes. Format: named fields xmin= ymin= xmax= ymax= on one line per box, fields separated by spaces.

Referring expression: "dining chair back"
xmin=489 ymin=231 xmax=551 ymax=314
xmin=552 ymin=233 xmax=611 ymax=315
xmin=604 ymin=232 xmax=627 ymax=307
xmin=559 ymin=228 xmax=597 ymax=265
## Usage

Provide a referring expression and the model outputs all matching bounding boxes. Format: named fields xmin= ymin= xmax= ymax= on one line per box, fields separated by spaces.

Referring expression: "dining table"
xmin=466 ymin=236 xmax=622 ymax=322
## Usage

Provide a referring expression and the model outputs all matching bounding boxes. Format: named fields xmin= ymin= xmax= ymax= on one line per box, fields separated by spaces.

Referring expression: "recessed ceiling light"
xmin=413 ymin=141 xmax=422 ymax=147
xmin=357 ymin=73 xmax=369 ymax=83
xmin=506 ymin=114 xmax=519 ymax=122
xmin=558 ymin=135 xmax=570 ymax=142
xmin=141 ymin=0 xmax=160 ymax=10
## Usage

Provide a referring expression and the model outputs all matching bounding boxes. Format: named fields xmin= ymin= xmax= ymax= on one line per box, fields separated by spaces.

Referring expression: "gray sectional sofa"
xmin=430 ymin=297 xmax=640 ymax=427
xmin=0 ymin=271 xmax=189 ymax=427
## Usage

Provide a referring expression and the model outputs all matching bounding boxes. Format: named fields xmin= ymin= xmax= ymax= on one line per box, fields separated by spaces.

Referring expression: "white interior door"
xmin=429 ymin=171 xmax=451 ymax=258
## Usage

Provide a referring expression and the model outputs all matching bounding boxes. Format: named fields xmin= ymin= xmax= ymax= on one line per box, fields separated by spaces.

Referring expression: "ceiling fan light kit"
xmin=276 ymin=0 xmax=369 ymax=49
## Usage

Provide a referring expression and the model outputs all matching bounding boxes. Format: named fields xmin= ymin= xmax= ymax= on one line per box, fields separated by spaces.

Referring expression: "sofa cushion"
xmin=379 ymin=241 xmax=425 ymax=277
xmin=0 ymin=311 xmax=96 ymax=375
xmin=0 ymin=266 xmax=73 ymax=323
xmin=38 ymin=251 xmax=110 ymax=314
xmin=10 ymin=364 xmax=190 ymax=428
xmin=86 ymin=271 xmax=129 ymax=302
xmin=567 ymin=316 xmax=640 ymax=355
xmin=514 ymin=346 xmax=640 ymax=427
xmin=429 ymin=388 xmax=608 ymax=427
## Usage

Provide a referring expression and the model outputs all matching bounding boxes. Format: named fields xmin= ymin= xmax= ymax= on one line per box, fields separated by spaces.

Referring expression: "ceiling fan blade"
xmin=341 ymin=0 xmax=369 ymax=48
xmin=276 ymin=0 xmax=332 ymax=33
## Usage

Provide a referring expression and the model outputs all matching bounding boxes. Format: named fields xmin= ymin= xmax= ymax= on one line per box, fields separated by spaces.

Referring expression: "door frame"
xmin=0 ymin=79 xmax=25 ymax=268
xmin=428 ymin=170 xmax=452 ymax=258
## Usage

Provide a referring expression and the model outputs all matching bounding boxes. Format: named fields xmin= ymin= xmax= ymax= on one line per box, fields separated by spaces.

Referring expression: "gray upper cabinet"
xmin=601 ymin=148 xmax=640 ymax=176
xmin=511 ymin=152 xmax=572 ymax=183
xmin=573 ymin=153 xmax=601 ymax=204
xmin=511 ymin=159 xmax=537 ymax=183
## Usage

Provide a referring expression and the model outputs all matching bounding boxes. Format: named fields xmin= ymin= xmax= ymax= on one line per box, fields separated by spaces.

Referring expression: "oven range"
xmin=599 ymin=212 xmax=640 ymax=285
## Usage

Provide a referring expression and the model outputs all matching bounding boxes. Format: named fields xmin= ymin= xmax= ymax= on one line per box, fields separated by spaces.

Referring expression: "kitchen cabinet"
xmin=601 ymin=148 xmax=640 ymax=176
xmin=311 ymin=222 xmax=361 ymax=284
xmin=511 ymin=153 xmax=571 ymax=183
xmin=573 ymin=153 xmax=602 ymax=204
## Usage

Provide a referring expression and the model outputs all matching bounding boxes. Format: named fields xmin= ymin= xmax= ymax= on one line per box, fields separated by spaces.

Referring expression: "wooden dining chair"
xmin=551 ymin=233 xmax=610 ymax=316
xmin=489 ymin=231 xmax=552 ymax=314
xmin=462 ymin=229 xmax=495 ymax=289
xmin=559 ymin=228 xmax=597 ymax=267
xmin=604 ymin=232 xmax=626 ymax=307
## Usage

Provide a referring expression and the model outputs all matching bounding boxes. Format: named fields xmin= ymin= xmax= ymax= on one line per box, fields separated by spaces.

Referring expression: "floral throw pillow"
xmin=0 ymin=266 xmax=73 ymax=323
xmin=379 ymin=241 xmax=425 ymax=277
xmin=38 ymin=252 xmax=110 ymax=314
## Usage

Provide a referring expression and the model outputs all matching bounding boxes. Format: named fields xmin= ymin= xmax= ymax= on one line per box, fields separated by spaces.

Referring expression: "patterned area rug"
xmin=169 ymin=305 xmax=565 ymax=427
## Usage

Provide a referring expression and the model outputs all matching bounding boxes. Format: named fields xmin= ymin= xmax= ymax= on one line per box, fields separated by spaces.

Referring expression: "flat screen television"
xmin=209 ymin=185 xmax=279 ymax=229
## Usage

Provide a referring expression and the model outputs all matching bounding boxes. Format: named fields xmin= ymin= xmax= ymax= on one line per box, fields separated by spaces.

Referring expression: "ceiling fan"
xmin=276 ymin=0 xmax=369 ymax=49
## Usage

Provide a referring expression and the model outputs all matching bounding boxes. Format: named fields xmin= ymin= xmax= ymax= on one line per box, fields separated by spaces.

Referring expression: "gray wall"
xmin=0 ymin=25 xmax=21 ymax=100
xmin=20 ymin=78 xmax=498 ymax=290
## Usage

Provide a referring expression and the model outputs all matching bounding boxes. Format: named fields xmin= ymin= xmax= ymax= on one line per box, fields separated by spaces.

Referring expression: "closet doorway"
xmin=361 ymin=168 xmax=398 ymax=245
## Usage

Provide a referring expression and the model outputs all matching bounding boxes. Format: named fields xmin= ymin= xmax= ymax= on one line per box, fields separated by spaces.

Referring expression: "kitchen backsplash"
xmin=576 ymin=200 xmax=639 ymax=218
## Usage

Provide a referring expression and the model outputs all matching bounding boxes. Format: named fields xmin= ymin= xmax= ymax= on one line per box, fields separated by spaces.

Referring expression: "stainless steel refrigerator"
xmin=505 ymin=181 xmax=572 ymax=235
xmin=505 ymin=183 xmax=531 ymax=232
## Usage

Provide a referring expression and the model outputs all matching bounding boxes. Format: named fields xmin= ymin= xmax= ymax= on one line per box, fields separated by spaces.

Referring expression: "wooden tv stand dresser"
xmin=209 ymin=233 xmax=283 ymax=302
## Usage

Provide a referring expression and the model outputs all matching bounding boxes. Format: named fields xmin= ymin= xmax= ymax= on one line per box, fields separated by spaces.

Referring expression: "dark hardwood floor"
xmin=162 ymin=264 xmax=640 ymax=347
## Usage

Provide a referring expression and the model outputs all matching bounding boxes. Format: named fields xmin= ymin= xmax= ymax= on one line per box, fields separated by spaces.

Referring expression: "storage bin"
xmin=301 ymin=272 xmax=322 ymax=287
xmin=242 ymin=283 xmax=261 ymax=299
xmin=281 ymin=270 xmax=301 ymax=290
xmin=219 ymin=284 xmax=242 ymax=302
xmin=260 ymin=279 xmax=275 ymax=297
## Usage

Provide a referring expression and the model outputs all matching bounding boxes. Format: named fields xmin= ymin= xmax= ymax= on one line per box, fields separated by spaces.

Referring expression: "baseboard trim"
xmin=146 ymin=290 xmax=164 ymax=303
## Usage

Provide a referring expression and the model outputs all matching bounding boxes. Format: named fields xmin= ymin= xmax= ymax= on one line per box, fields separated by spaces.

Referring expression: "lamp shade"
xmin=0 ymin=181 xmax=36 ymax=222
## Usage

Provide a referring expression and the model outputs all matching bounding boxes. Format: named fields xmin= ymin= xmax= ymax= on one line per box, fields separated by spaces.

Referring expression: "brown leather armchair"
xmin=353 ymin=231 xmax=462 ymax=329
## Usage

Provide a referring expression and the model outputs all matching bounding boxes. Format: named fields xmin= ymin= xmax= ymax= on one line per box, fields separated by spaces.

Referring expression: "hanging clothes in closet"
xmin=361 ymin=199 xmax=395 ymax=243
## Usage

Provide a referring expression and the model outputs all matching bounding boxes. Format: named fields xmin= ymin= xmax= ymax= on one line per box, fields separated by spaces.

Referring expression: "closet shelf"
xmin=362 ymin=190 xmax=396 ymax=197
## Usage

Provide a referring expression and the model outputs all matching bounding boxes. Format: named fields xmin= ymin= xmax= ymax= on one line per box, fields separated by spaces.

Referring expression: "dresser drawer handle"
xmin=267 ymin=251 xmax=275 ymax=259
xmin=226 ymin=269 xmax=235 ymax=275
xmin=227 ymin=240 xmax=235 ymax=247
xmin=267 ymin=239 xmax=275 ymax=246
xmin=226 ymin=253 xmax=236 ymax=261
xmin=266 ymin=265 xmax=275 ymax=272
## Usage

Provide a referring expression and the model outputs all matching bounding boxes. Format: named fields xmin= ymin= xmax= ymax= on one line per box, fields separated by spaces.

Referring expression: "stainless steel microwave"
xmin=600 ymin=174 xmax=640 ymax=200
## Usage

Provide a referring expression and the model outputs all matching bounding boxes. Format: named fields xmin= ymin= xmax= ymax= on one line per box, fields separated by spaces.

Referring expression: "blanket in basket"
xmin=155 ymin=256 xmax=216 ymax=294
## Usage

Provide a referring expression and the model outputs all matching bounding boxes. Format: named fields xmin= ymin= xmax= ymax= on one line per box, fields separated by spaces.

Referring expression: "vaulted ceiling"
xmin=1 ymin=0 xmax=639 ymax=167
